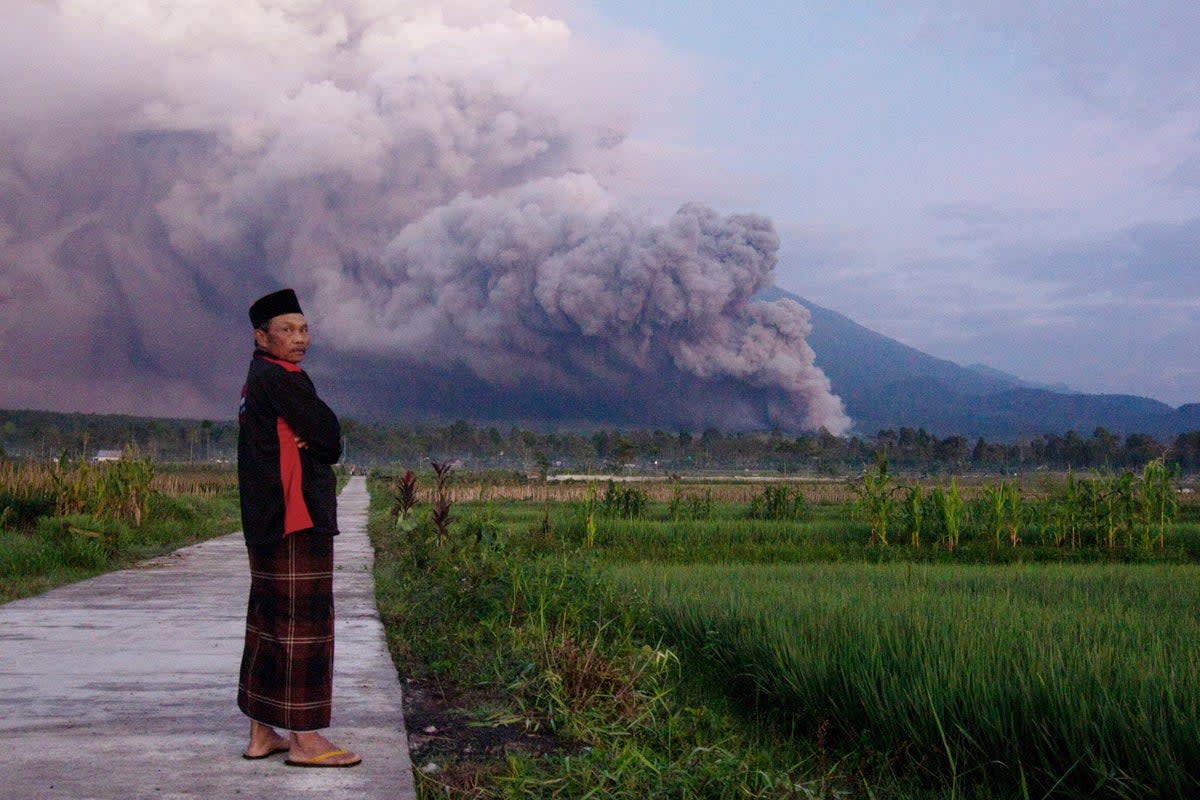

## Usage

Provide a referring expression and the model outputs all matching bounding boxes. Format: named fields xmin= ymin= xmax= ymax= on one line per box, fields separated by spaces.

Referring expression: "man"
xmin=236 ymin=288 xmax=360 ymax=767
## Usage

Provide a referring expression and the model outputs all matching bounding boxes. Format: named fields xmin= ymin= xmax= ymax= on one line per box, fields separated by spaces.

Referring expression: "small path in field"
xmin=0 ymin=476 xmax=416 ymax=800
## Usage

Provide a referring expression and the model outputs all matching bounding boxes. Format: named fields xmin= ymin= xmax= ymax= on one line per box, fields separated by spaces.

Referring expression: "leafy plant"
xmin=687 ymin=488 xmax=715 ymax=521
xmin=389 ymin=468 xmax=418 ymax=531
xmin=982 ymin=481 xmax=1021 ymax=547
xmin=853 ymin=450 xmax=899 ymax=546
xmin=930 ymin=479 xmax=964 ymax=552
xmin=430 ymin=460 xmax=455 ymax=545
xmin=600 ymin=480 xmax=648 ymax=520
xmin=1140 ymin=458 xmax=1179 ymax=549
xmin=583 ymin=482 xmax=597 ymax=548
xmin=48 ymin=451 xmax=153 ymax=527
xmin=902 ymin=484 xmax=924 ymax=547
xmin=1053 ymin=470 xmax=1083 ymax=549
xmin=748 ymin=484 xmax=806 ymax=521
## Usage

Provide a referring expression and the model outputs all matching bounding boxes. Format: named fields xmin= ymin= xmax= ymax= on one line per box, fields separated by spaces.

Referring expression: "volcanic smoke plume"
xmin=0 ymin=0 xmax=850 ymax=434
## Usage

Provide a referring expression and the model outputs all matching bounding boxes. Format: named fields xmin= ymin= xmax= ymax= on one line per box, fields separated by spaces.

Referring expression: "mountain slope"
xmin=764 ymin=288 xmax=1200 ymax=438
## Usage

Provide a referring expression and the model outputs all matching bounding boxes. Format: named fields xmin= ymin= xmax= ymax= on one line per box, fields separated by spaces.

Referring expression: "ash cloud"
xmin=0 ymin=0 xmax=849 ymax=434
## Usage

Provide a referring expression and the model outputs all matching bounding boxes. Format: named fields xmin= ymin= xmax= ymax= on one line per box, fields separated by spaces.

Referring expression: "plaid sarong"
xmin=237 ymin=531 xmax=334 ymax=731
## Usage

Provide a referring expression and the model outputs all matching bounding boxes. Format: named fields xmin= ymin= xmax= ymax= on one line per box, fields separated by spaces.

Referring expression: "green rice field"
xmin=609 ymin=561 xmax=1200 ymax=797
xmin=363 ymin=467 xmax=1200 ymax=797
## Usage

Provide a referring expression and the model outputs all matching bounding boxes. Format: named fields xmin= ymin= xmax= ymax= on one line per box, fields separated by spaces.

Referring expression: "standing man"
xmin=236 ymin=288 xmax=361 ymax=767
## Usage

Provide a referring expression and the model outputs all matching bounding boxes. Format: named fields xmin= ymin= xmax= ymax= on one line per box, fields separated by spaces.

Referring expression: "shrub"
xmin=600 ymin=480 xmax=648 ymax=519
xmin=748 ymin=484 xmax=806 ymax=521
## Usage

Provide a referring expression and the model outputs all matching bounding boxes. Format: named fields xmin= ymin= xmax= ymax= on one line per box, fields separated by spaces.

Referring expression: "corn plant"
xmin=1086 ymin=472 xmax=1136 ymax=550
xmin=103 ymin=456 xmax=153 ymax=526
xmin=1024 ymin=496 xmax=1056 ymax=547
xmin=668 ymin=485 xmax=715 ymax=522
xmin=600 ymin=480 xmax=648 ymax=519
xmin=50 ymin=453 xmax=91 ymax=517
xmin=1004 ymin=482 xmax=1021 ymax=547
xmin=1140 ymin=458 xmax=1178 ymax=550
xmin=982 ymin=481 xmax=1002 ymax=547
xmin=1053 ymin=470 xmax=1083 ymax=549
xmin=48 ymin=452 xmax=153 ymax=526
xmin=582 ymin=482 xmax=598 ymax=548
xmin=668 ymin=483 xmax=684 ymax=521
xmin=687 ymin=488 xmax=714 ymax=521
xmin=931 ymin=479 xmax=964 ymax=552
xmin=1 ymin=462 xmax=58 ymax=530
xmin=901 ymin=484 xmax=924 ymax=547
xmin=853 ymin=450 xmax=899 ymax=546
xmin=1113 ymin=471 xmax=1137 ymax=548
xmin=983 ymin=481 xmax=1021 ymax=547
xmin=748 ymin=484 xmax=806 ymax=521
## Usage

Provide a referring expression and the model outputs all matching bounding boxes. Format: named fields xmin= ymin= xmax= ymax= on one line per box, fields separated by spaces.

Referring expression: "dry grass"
xmin=1 ymin=460 xmax=236 ymax=498
xmin=0 ymin=460 xmax=57 ymax=497
xmin=434 ymin=476 xmax=859 ymax=505
xmin=428 ymin=472 xmax=1200 ymax=516
xmin=151 ymin=465 xmax=238 ymax=496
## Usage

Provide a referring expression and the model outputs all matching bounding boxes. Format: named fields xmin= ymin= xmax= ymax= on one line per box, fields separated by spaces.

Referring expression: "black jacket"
xmin=237 ymin=351 xmax=342 ymax=547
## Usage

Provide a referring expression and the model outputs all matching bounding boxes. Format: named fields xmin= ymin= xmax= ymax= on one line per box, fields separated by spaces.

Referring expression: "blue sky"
xmin=577 ymin=1 xmax=1200 ymax=406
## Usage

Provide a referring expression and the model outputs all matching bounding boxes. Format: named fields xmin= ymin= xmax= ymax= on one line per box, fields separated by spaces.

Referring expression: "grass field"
xmin=369 ymin=468 xmax=1200 ymax=799
xmin=8 ymin=458 xmax=1196 ymax=797
xmin=612 ymin=561 xmax=1200 ymax=798
xmin=0 ymin=459 xmax=240 ymax=603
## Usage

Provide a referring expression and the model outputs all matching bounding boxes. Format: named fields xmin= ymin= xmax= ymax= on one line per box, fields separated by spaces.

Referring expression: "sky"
xmin=0 ymin=0 xmax=1196 ymax=433
xmin=573 ymin=1 xmax=1200 ymax=407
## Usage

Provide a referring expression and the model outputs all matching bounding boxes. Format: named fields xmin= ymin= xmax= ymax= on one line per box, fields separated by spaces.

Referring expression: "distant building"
xmin=92 ymin=450 xmax=123 ymax=462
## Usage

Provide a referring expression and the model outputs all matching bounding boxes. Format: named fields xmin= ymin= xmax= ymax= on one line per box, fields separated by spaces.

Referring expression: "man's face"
xmin=254 ymin=313 xmax=310 ymax=364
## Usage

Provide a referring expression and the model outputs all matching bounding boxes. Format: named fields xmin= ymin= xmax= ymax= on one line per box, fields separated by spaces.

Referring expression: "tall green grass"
xmin=367 ymin=487 xmax=819 ymax=799
xmin=611 ymin=561 xmax=1200 ymax=798
xmin=0 ymin=472 xmax=239 ymax=603
xmin=583 ymin=514 xmax=1200 ymax=565
xmin=365 ymin=476 xmax=1200 ymax=797
xmin=590 ymin=516 xmax=869 ymax=562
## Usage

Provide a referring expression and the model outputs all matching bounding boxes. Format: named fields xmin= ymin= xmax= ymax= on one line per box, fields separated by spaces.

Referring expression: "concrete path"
xmin=0 ymin=476 xmax=416 ymax=800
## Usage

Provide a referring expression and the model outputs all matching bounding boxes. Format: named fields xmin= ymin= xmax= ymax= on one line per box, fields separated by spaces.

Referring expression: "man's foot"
xmin=285 ymin=730 xmax=361 ymax=767
xmin=243 ymin=721 xmax=290 ymax=759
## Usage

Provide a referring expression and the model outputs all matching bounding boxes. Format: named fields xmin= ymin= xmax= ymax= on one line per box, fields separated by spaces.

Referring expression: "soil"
xmin=403 ymin=677 xmax=580 ymax=786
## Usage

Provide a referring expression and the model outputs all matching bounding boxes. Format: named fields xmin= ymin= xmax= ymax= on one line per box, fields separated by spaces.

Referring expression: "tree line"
xmin=3 ymin=408 xmax=1200 ymax=474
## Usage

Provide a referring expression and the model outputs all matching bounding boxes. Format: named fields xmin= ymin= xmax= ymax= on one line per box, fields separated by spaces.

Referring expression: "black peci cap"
xmin=248 ymin=288 xmax=303 ymax=328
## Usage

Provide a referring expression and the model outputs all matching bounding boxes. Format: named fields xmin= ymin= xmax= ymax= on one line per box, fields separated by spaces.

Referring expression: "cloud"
xmin=752 ymin=2 xmax=1200 ymax=409
xmin=919 ymin=1 xmax=1200 ymax=123
xmin=781 ymin=214 xmax=1200 ymax=407
xmin=314 ymin=177 xmax=846 ymax=431
xmin=0 ymin=0 xmax=848 ymax=432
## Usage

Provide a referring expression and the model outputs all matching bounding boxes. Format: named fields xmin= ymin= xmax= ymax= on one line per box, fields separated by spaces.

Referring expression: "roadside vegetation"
xmin=0 ymin=455 xmax=240 ymax=602
xmin=369 ymin=462 xmax=1200 ymax=799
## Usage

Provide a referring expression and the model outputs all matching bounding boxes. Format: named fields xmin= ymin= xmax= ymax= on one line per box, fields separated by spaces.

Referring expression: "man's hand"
xmin=294 ymin=435 xmax=309 ymax=449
